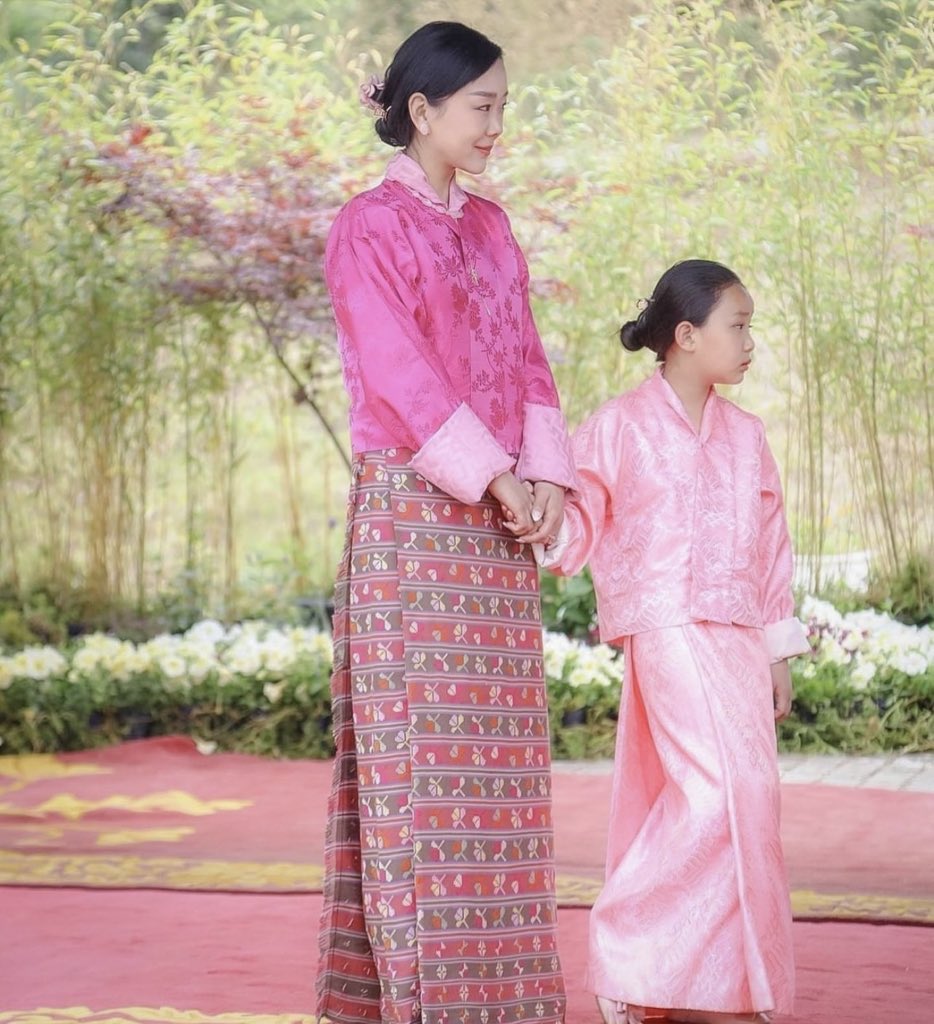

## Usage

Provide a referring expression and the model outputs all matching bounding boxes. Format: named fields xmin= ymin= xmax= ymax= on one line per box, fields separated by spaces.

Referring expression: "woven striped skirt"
xmin=316 ymin=450 xmax=566 ymax=1024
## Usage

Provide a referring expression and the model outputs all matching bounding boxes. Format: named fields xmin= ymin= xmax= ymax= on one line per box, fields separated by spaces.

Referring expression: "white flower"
xmin=263 ymin=682 xmax=285 ymax=704
xmin=223 ymin=635 xmax=262 ymax=677
xmin=801 ymin=595 xmax=844 ymax=630
xmin=891 ymin=650 xmax=928 ymax=678
xmin=10 ymin=646 xmax=67 ymax=681
xmin=158 ymin=654 xmax=188 ymax=680
xmin=259 ymin=630 xmax=294 ymax=675
xmin=568 ymin=666 xmax=592 ymax=689
xmin=840 ymin=630 xmax=863 ymax=653
xmin=185 ymin=619 xmax=227 ymax=646
xmin=850 ymin=661 xmax=876 ymax=690
xmin=818 ymin=636 xmax=851 ymax=666
xmin=0 ymin=658 xmax=13 ymax=690
xmin=185 ymin=654 xmax=215 ymax=683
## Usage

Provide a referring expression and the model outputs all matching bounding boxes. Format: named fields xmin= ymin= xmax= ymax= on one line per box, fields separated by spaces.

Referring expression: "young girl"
xmin=317 ymin=22 xmax=577 ymax=1024
xmin=534 ymin=260 xmax=810 ymax=1024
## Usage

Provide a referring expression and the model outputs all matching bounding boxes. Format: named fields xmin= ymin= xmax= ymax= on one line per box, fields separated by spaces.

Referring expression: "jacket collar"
xmin=385 ymin=152 xmax=469 ymax=220
xmin=649 ymin=365 xmax=717 ymax=442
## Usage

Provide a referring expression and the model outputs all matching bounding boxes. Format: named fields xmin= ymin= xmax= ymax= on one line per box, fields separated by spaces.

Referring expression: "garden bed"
xmin=1 ymin=597 xmax=930 ymax=758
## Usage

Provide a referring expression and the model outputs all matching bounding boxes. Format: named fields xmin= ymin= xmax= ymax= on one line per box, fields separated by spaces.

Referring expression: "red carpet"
xmin=2 ymin=737 xmax=932 ymax=923
xmin=0 ymin=887 xmax=931 ymax=1023
xmin=1 ymin=739 xmax=933 ymax=1021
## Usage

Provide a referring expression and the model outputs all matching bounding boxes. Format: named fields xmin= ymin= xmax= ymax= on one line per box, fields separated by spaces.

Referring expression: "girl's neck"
xmin=404 ymin=145 xmax=455 ymax=206
xmin=660 ymin=360 xmax=711 ymax=433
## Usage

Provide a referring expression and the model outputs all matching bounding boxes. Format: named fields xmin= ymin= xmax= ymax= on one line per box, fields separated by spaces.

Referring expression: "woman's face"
xmin=417 ymin=58 xmax=508 ymax=176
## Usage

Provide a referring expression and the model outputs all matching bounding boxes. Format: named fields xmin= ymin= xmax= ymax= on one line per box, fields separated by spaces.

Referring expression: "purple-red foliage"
xmin=91 ymin=123 xmax=341 ymax=353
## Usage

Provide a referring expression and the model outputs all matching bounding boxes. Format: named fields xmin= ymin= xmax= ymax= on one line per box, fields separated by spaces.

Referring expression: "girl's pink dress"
xmin=541 ymin=368 xmax=809 ymax=1017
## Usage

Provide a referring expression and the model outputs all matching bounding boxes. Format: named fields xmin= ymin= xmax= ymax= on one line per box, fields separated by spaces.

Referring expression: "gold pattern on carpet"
xmin=0 ymin=849 xmax=324 ymax=891
xmin=0 ymin=849 xmax=930 ymax=924
xmin=0 ymin=791 xmax=251 ymax=821
xmin=0 ymin=755 xmax=111 ymax=798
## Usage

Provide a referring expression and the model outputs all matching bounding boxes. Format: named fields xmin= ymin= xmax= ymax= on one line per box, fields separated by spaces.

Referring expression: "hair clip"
xmin=359 ymin=75 xmax=385 ymax=115
xmin=636 ymin=297 xmax=652 ymax=312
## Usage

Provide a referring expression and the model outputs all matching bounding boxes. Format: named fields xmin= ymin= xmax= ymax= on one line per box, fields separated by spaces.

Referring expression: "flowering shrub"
xmin=1 ymin=602 xmax=931 ymax=757
xmin=800 ymin=596 xmax=933 ymax=686
xmin=543 ymin=633 xmax=625 ymax=758
xmin=0 ymin=622 xmax=336 ymax=757
xmin=777 ymin=597 xmax=934 ymax=752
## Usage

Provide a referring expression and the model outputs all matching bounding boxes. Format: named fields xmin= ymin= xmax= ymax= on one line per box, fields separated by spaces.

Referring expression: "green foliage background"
xmin=0 ymin=0 xmax=930 ymax=622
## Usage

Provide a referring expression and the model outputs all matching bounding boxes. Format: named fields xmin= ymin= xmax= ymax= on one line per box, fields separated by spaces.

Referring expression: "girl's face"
xmin=415 ymin=58 xmax=508 ymax=176
xmin=688 ymin=283 xmax=756 ymax=386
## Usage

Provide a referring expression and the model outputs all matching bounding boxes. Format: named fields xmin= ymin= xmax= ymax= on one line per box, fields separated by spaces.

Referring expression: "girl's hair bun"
xmin=619 ymin=319 xmax=646 ymax=352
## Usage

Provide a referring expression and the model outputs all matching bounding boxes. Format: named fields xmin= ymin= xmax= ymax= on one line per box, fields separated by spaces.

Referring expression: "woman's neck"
xmin=403 ymin=145 xmax=455 ymax=206
xmin=661 ymin=360 xmax=711 ymax=433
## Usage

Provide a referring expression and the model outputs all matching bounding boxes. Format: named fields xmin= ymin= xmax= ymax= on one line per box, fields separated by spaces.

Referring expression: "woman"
xmin=316 ymin=21 xmax=577 ymax=1024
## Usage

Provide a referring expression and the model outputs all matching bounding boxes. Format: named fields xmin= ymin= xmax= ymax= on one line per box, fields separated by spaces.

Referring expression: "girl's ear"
xmin=407 ymin=92 xmax=430 ymax=135
xmin=673 ymin=320 xmax=696 ymax=353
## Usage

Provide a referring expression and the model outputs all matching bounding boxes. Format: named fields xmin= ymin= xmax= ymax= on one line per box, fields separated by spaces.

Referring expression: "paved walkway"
xmin=557 ymin=753 xmax=934 ymax=792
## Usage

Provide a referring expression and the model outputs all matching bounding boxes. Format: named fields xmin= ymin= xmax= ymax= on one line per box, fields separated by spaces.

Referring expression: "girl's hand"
xmin=770 ymin=660 xmax=793 ymax=721
xmin=517 ymin=481 xmax=565 ymax=547
xmin=488 ymin=471 xmax=535 ymax=535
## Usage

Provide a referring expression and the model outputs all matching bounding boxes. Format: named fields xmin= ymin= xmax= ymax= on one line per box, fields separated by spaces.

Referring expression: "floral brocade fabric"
xmin=323 ymin=153 xmax=578 ymax=507
xmin=316 ymin=451 xmax=566 ymax=1024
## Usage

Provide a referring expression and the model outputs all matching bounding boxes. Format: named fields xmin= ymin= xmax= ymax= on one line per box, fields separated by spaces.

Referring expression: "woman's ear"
xmin=407 ymin=92 xmax=431 ymax=136
xmin=673 ymin=320 xmax=696 ymax=353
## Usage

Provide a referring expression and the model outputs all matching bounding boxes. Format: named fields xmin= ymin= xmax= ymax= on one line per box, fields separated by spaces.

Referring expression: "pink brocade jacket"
xmin=324 ymin=153 xmax=577 ymax=504
xmin=541 ymin=369 xmax=810 ymax=662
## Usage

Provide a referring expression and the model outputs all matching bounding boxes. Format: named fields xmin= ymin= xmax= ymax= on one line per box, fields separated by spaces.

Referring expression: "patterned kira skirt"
xmin=316 ymin=451 xmax=566 ymax=1024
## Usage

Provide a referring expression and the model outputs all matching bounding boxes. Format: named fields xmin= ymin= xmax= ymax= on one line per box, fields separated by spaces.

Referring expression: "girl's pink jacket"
xmin=542 ymin=369 xmax=810 ymax=662
xmin=324 ymin=153 xmax=577 ymax=503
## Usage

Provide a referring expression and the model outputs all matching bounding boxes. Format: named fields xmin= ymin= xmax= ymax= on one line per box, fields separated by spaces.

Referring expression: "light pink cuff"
xmin=532 ymin=517 xmax=573 ymax=569
xmin=409 ymin=403 xmax=514 ymax=504
xmin=764 ymin=616 xmax=811 ymax=663
xmin=515 ymin=404 xmax=579 ymax=495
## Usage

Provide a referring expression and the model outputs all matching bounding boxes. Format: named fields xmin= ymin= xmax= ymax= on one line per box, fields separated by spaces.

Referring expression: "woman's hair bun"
xmin=374 ymin=115 xmax=398 ymax=147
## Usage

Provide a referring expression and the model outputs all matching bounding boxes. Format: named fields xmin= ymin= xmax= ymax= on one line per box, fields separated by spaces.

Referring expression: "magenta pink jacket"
xmin=324 ymin=153 xmax=576 ymax=504
xmin=541 ymin=369 xmax=809 ymax=661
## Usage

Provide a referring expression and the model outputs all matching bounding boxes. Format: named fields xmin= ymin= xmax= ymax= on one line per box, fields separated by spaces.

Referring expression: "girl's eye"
xmin=478 ymin=104 xmax=491 ymax=111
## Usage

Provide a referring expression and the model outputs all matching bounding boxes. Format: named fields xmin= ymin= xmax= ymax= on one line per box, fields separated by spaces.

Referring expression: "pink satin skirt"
xmin=587 ymin=622 xmax=794 ymax=1015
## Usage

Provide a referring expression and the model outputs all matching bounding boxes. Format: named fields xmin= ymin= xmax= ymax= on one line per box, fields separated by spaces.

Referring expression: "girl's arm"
xmin=533 ymin=412 xmax=615 ymax=577
xmin=326 ymin=203 xmax=514 ymax=504
xmin=758 ymin=431 xmax=810 ymax=663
